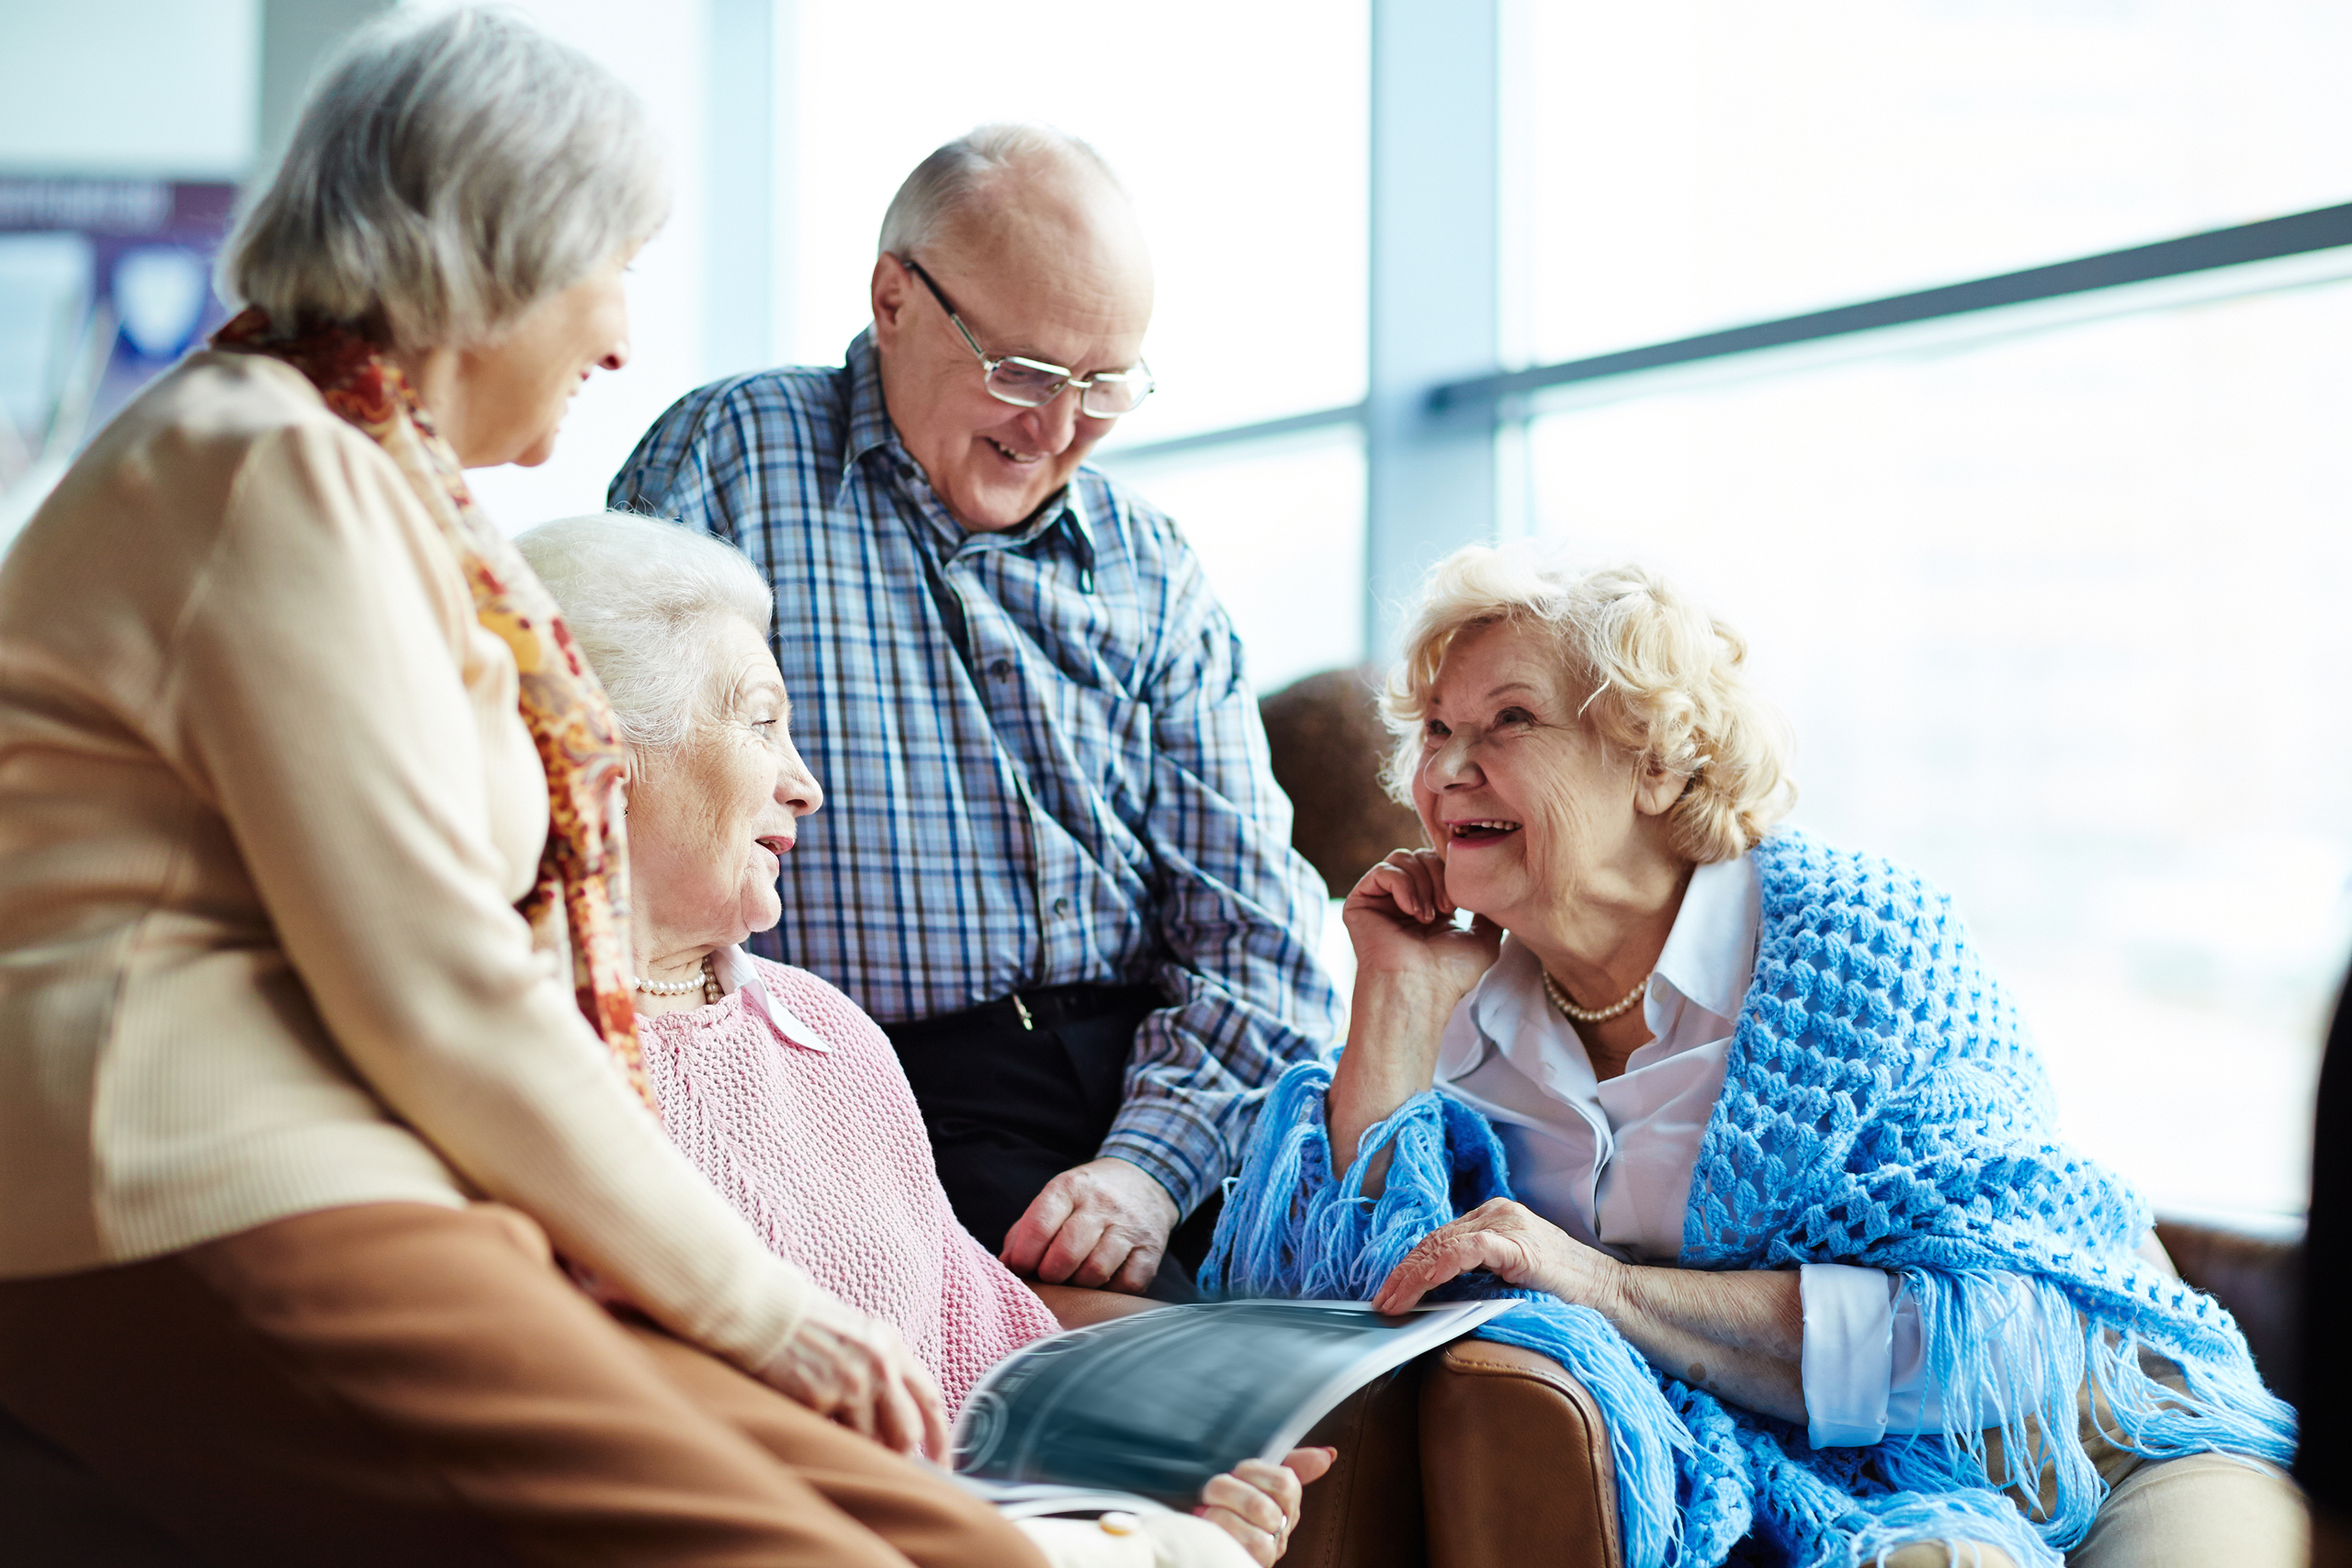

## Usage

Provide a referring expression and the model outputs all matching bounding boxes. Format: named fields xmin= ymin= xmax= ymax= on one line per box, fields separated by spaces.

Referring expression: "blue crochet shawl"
xmin=1204 ymin=829 xmax=2293 ymax=1568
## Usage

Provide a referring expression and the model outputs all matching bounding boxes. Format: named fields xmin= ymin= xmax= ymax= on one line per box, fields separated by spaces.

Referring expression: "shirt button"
xmin=989 ymin=659 xmax=1011 ymax=680
xmin=1053 ymin=897 xmax=1070 ymax=919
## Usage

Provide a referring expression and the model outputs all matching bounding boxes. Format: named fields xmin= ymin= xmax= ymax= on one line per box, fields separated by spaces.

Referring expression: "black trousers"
xmin=882 ymin=984 xmax=1219 ymax=1303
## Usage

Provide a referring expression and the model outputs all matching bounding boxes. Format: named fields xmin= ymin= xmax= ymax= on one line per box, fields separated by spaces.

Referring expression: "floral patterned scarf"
xmin=212 ymin=309 xmax=656 ymax=1112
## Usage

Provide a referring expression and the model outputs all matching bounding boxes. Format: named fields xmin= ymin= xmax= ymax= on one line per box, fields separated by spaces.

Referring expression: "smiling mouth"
xmin=755 ymin=835 xmax=795 ymax=858
xmin=986 ymin=437 xmax=1043 ymax=466
xmin=1448 ymin=819 xmax=1521 ymax=843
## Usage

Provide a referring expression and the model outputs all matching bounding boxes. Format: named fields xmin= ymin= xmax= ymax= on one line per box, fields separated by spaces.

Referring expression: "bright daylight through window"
xmin=1508 ymin=0 xmax=2352 ymax=1219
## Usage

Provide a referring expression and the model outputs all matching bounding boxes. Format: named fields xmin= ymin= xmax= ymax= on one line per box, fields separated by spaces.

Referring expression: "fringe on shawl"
xmin=1204 ymin=1061 xmax=2293 ymax=1568
xmin=1865 ymin=1264 xmax=2295 ymax=1550
xmin=1204 ymin=1062 xmax=1728 ymax=1568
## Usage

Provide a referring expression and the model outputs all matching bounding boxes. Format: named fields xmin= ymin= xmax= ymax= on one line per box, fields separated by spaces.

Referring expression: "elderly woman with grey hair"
xmin=515 ymin=512 xmax=1333 ymax=1568
xmin=1206 ymin=547 xmax=2302 ymax=1568
xmin=0 ymin=11 xmax=1044 ymax=1567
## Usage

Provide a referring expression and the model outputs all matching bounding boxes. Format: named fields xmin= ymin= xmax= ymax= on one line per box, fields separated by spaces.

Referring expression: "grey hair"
xmin=877 ymin=122 xmax=1124 ymax=258
xmin=514 ymin=513 xmax=774 ymax=755
xmin=221 ymin=6 xmax=668 ymax=354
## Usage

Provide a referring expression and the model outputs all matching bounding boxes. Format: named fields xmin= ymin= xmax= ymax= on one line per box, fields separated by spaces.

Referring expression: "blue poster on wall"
xmin=0 ymin=178 xmax=238 ymax=539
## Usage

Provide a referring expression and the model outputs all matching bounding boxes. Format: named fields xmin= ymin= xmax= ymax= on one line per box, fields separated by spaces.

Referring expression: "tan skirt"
xmin=0 ymin=1200 xmax=1045 ymax=1568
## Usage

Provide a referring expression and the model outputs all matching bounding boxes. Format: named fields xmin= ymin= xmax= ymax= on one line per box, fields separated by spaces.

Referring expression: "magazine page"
xmin=950 ymin=1298 xmax=1514 ymax=1509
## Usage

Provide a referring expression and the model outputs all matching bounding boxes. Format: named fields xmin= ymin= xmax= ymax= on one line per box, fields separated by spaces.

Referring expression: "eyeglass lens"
xmin=908 ymin=254 xmax=1153 ymax=417
xmin=985 ymin=360 xmax=1151 ymax=418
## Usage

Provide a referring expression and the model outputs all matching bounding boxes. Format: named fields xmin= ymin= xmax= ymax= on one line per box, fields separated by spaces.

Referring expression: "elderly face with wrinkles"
xmin=625 ymin=615 xmax=824 ymax=961
xmin=868 ymin=164 xmax=1154 ymax=535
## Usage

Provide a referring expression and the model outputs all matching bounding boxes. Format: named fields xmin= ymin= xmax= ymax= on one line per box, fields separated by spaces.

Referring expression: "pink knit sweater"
xmin=635 ymin=954 xmax=1061 ymax=1413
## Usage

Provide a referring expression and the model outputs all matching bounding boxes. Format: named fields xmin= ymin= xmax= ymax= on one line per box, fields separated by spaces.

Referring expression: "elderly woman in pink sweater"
xmin=517 ymin=513 xmax=1329 ymax=1568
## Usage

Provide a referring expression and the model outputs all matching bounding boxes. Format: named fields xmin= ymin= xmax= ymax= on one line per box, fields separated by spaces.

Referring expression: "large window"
xmin=1465 ymin=1 xmax=2352 ymax=1224
xmin=1510 ymin=2 xmax=2352 ymax=365
xmin=1095 ymin=428 xmax=1367 ymax=694
xmin=1524 ymin=277 xmax=2352 ymax=1215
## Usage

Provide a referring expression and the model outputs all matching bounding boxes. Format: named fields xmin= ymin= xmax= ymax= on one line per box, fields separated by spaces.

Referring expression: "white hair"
xmin=1382 ymin=547 xmax=1797 ymax=864
xmin=221 ymin=6 xmax=668 ymax=354
xmin=514 ymin=513 xmax=774 ymax=755
xmin=876 ymin=122 xmax=1124 ymax=258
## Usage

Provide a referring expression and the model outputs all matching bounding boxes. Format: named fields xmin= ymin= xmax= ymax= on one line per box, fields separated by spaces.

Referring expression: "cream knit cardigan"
xmin=0 ymin=354 xmax=814 ymax=1377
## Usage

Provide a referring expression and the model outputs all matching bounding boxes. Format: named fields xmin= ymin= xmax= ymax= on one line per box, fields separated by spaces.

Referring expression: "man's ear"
xmin=870 ymin=254 xmax=912 ymax=346
xmin=1634 ymin=755 xmax=1687 ymax=819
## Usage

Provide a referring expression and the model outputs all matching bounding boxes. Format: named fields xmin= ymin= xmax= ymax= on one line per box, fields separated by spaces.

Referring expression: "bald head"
xmin=882 ymin=127 xmax=1135 ymax=254
xmin=868 ymin=125 xmax=1156 ymax=535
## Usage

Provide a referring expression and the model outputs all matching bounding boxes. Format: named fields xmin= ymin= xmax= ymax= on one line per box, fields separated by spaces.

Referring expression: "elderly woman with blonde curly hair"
xmin=1206 ymin=547 xmax=2302 ymax=1568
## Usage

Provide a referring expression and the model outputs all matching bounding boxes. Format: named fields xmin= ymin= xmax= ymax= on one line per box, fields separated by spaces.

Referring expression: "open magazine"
xmin=949 ymin=1298 xmax=1515 ymax=1517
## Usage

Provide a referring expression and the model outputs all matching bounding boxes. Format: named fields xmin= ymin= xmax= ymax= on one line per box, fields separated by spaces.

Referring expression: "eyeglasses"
xmin=899 ymin=255 xmax=1154 ymax=420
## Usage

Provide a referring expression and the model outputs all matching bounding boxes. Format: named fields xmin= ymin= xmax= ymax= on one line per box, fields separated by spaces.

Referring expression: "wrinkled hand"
xmin=1196 ymin=1447 xmax=1336 ymax=1566
xmin=758 ymin=1289 xmax=950 ymax=1459
xmin=1001 ymin=1156 xmax=1181 ymax=1294
xmin=1369 ymin=1198 xmax=1623 ymax=1316
xmin=1343 ymin=849 xmax=1502 ymax=1002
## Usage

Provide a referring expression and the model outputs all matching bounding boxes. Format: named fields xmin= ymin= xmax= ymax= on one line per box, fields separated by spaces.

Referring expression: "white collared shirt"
xmin=1430 ymin=853 xmax=1991 ymax=1448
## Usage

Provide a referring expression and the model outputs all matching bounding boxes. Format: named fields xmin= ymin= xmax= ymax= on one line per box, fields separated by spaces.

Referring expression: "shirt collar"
xmin=1454 ymin=851 xmax=1759 ymax=1073
xmin=708 ymin=944 xmax=830 ymax=1053
xmin=1455 ymin=936 xmax=1579 ymax=1085
xmin=840 ymin=328 xmax=901 ymax=481
xmin=835 ymin=328 xmax=1096 ymax=571
xmin=1648 ymin=852 xmax=1761 ymax=1028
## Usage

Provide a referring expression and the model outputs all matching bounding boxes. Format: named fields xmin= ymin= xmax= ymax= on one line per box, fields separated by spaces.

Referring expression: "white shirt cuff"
xmin=1884 ymin=1270 xmax=2030 ymax=1433
xmin=1799 ymin=1263 xmax=1895 ymax=1448
xmin=1885 ymin=1272 xmax=1939 ymax=1432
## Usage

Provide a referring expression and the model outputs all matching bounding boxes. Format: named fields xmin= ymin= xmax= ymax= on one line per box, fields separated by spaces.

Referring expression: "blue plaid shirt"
xmin=608 ymin=332 xmax=1343 ymax=1213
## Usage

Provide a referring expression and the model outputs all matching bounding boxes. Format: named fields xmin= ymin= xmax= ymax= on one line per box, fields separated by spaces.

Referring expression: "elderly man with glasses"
xmin=611 ymin=125 xmax=1342 ymax=1302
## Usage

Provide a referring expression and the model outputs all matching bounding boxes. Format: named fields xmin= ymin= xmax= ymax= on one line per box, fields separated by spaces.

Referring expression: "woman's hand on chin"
xmin=1367 ymin=1198 xmax=1623 ymax=1316
xmin=1325 ymin=850 xmax=1503 ymax=1184
xmin=757 ymin=1289 xmax=950 ymax=1459
xmin=1342 ymin=848 xmax=1502 ymax=1002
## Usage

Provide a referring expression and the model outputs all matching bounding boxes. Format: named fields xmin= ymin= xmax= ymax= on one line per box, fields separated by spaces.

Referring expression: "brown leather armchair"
xmin=1290 ymin=1340 xmax=1622 ymax=1568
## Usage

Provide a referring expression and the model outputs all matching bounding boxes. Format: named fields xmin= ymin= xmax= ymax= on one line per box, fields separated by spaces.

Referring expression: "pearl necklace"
xmin=1541 ymin=967 xmax=1649 ymax=1024
xmin=635 ymin=953 xmax=718 ymax=1001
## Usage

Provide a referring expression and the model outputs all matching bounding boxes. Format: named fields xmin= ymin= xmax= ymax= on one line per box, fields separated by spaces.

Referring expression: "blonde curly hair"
xmin=1380 ymin=547 xmax=1796 ymax=864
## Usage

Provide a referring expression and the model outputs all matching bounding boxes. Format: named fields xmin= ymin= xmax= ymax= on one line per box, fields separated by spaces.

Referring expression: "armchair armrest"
xmin=1029 ymin=1282 xmax=1164 ymax=1331
xmin=1419 ymin=1340 xmax=1622 ymax=1568
xmin=1288 ymin=1365 xmax=1426 ymax=1568
xmin=2153 ymin=1215 xmax=2304 ymax=1402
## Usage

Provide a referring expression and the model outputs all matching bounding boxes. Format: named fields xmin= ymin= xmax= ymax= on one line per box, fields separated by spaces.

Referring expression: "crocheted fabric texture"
xmin=637 ymin=957 xmax=1060 ymax=1413
xmin=1206 ymin=829 xmax=2295 ymax=1568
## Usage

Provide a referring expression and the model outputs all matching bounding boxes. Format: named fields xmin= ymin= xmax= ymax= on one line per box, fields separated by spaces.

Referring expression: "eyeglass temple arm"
xmin=902 ymin=252 xmax=1148 ymax=393
xmin=898 ymin=255 xmax=995 ymax=364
